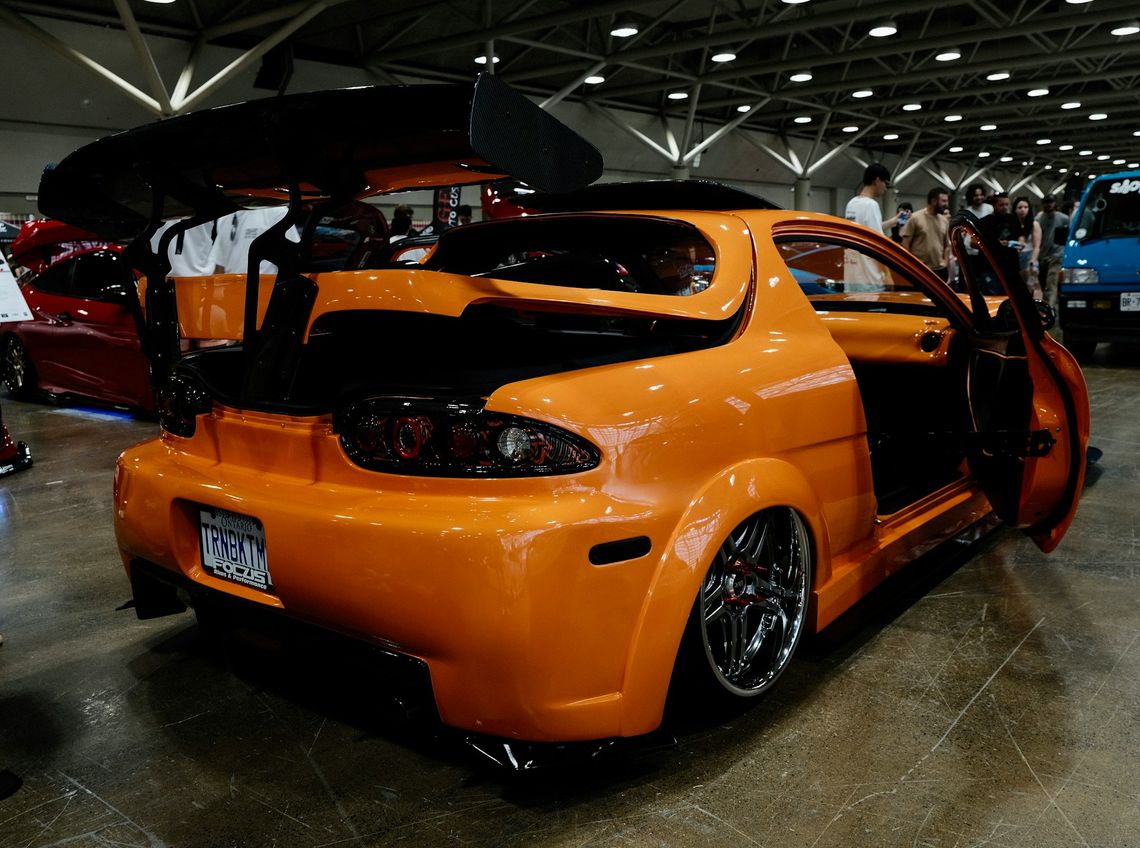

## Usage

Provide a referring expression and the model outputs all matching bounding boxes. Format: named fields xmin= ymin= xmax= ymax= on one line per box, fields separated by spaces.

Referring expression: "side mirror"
xmin=1035 ymin=300 xmax=1057 ymax=331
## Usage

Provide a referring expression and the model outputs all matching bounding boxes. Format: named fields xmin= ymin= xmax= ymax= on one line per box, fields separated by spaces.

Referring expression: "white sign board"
xmin=0 ymin=250 xmax=32 ymax=323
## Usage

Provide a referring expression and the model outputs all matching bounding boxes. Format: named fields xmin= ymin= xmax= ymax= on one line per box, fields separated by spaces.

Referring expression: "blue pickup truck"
xmin=1059 ymin=171 xmax=1140 ymax=359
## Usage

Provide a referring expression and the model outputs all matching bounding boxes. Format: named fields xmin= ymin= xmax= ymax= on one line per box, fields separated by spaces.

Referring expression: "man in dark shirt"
xmin=1035 ymin=194 xmax=1070 ymax=310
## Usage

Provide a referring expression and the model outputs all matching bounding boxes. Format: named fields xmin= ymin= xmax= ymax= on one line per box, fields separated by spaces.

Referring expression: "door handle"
xmin=51 ymin=311 xmax=73 ymax=324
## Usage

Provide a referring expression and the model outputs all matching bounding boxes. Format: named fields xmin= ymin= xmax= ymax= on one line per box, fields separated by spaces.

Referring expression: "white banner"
xmin=0 ymin=250 xmax=32 ymax=323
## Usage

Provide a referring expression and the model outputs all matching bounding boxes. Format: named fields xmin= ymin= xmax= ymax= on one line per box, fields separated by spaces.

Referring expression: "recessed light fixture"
xmin=143 ymin=0 xmax=176 ymax=4
xmin=902 ymin=103 xmax=922 ymax=111
xmin=852 ymin=89 xmax=874 ymax=98
xmin=793 ymin=115 xmax=812 ymax=123
xmin=1027 ymin=88 xmax=1050 ymax=97
xmin=781 ymin=0 xmax=811 ymax=4
xmin=979 ymin=151 xmax=991 ymax=158
xmin=986 ymin=70 xmax=1011 ymax=81
xmin=1088 ymin=173 xmax=1097 ymax=178
xmin=788 ymin=70 xmax=813 ymax=82
xmin=711 ymin=52 xmax=737 ymax=62
xmin=869 ymin=20 xmax=897 ymax=37
xmin=610 ymin=23 xmax=639 ymax=37
xmin=1129 ymin=163 xmax=1140 ymax=168
xmin=1097 ymin=154 xmax=1110 ymax=160
xmin=1059 ymin=144 xmax=1074 ymax=151
xmin=1110 ymin=21 xmax=1140 ymax=36
xmin=737 ymin=105 xmax=752 ymax=113
xmin=1114 ymin=158 xmax=1127 ymax=164
xmin=1065 ymin=0 xmax=1092 ymax=4
xmin=1080 ymin=149 xmax=1093 ymax=155
xmin=1000 ymin=155 xmax=1014 ymax=162
xmin=584 ymin=75 xmax=605 ymax=85
xmin=883 ymin=132 xmax=900 ymax=140
xmin=1134 ymin=131 xmax=1140 ymax=137
xmin=1059 ymin=167 xmax=1068 ymax=173
xmin=935 ymin=48 xmax=962 ymax=61
xmin=474 ymin=54 xmax=500 ymax=64
xmin=667 ymin=91 xmax=689 ymax=100
xmin=1061 ymin=101 xmax=1081 ymax=110
xmin=1089 ymin=113 xmax=1108 ymax=120
xmin=1045 ymin=165 xmax=1053 ymax=170
xmin=944 ymin=114 xmax=963 ymax=122
xmin=949 ymin=145 xmax=964 ymax=152
xmin=842 ymin=125 xmax=860 ymax=132
xmin=980 ymin=124 xmax=997 ymax=131
xmin=1036 ymin=138 xmax=1051 ymax=145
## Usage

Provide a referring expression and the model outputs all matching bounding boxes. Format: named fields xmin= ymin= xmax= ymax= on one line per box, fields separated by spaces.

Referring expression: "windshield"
xmin=1074 ymin=177 xmax=1140 ymax=241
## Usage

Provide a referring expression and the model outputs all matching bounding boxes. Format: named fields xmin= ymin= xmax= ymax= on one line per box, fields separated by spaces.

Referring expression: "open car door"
xmin=948 ymin=212 xmax=1089 ymax=552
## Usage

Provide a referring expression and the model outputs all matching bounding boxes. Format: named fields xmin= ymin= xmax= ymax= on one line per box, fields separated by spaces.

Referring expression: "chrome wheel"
xmin=698 ymin=508 xmax=811 ymax=697
xmin=3 ymin=337 xmax=34 ymax=397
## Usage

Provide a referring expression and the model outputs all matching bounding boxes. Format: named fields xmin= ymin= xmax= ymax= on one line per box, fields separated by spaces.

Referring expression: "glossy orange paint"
xmin=114 ymin=208 xmax=1089 ymax=742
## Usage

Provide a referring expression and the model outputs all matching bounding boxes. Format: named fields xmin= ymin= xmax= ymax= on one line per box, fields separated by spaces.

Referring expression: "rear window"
xmin=424 ymin=215 xmax=716 ymax=297
xmin=1074 ymin=178 xmax=1140 ymax=241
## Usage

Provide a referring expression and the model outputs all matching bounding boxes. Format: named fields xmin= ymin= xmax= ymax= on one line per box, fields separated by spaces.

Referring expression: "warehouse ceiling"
xmin=3 ymin=0 xmax=1140 ymax=182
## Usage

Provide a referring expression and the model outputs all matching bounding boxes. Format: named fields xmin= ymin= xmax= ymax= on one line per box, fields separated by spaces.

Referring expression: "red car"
xmin=2 ymin=220 xmax=153 ymax=411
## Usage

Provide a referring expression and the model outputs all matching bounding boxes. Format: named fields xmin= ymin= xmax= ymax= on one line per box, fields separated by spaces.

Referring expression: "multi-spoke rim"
xmin=699 ymin=508 xmax=811 ymax=697
xmin=3 ymin=338 xmax=26 ymax=393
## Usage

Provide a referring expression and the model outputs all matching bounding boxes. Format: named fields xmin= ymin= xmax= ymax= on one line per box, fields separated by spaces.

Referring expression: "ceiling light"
xmin=883 ymin=133 xmax=900 ymax=140
xmin=1089 ymin=113 xmax=1108 ymax=120
xmin=1088 ymin=174 xmax=1096 ymax=179
xmin=1000 ymin=155 xmax=1013 ymax=162
xmin=1061 ymin=101 xmax=1081 ymax=110
xmin=980 ymin=124 xmax=997 ymax=131
xmin=1114 ymin=158 xmax=1126 ymax=164
xmin=737 ymin=105 xmax=752 ymax=113
xmin=793 ymin=115 xmax=812 ymax=123
xmin=935 ymin=48 xmax=962 ymax=61
xmin=902 ymin=103 xmax=922 ymax=111
xmin=1027 ymin=88 xmax=1050 ymax=97
xmin=1059 ymin=144 xmax=1074 ymax=151
xmin=1080 ymin=149 xmax=1093 ymax=155
xmin=1036 ymin=138 xmax=1051 ymax=145
xmin=944 ymin=114 xmax=963 ymax=122
xmin=1110 ymin=21 xmax=1140 ymax=36
xmin=667 ymin=91 xmax=689 ymax=100
xmin=1045 ymin=165 xmax=1053 ymax=170
xmin=842 ymin=125 xmax=859 ymax=133
xmin=852 ymin=89 xmax=874 ymax=98
xmin=1134 ymin=131 xmax=1140 ymax=137
xmin=610 ymin=23 xmax=638 ymax=37
xmin=986 ymin=70 xmax=1011 ymax=81
xmin=1059 ymin=168 xmax=1068 ymax=173
xmin=143 ymin=0 xmax=176 ymax=3
xmin=788 ymin=70 xmax=813 ymax=82
xmin=781 ymin=0 xmax=812 ymax=4
xmin=1129 ymin=163 xmax=1140 ymax=168
xmin=1097 ymin=154 xmax=1110 ymax=160
xmin=584 ymin=75 xmax=605 ymax=85
xmin=474 ymin=54 xmax=500 ymax=64
xmin=979 ymin=151 xmax=991 ymax=158
xmin=711 ymin=52 xmax=737 ymax=62
xmin=869 ymin=20 xmax=897 ymax=37
xmin=1065 ymin=0 xmax=1092 ymax=3
xmin=949 ymin=146 xmax=964 ymax=152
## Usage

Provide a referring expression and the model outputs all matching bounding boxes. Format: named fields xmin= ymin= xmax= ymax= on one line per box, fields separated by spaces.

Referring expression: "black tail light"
xmin=157 ymin=374 xmax=212 ymax=438
xmin=335 ymin=399 xmax=600 ymax=477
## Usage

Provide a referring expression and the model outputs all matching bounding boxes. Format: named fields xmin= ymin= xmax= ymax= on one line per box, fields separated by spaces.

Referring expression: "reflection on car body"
xmin=38 ymin=76 xmax=1089 ymax=765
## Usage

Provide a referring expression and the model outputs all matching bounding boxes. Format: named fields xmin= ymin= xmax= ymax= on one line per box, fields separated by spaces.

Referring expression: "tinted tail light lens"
xmin=157 ymin=374 xmax=212 ymax=438
xmin=335 ymin=399 xmax=600 ymax=477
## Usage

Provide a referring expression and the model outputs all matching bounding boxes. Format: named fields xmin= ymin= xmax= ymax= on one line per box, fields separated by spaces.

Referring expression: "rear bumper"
xmin=114 ymin=434 xmax=678 ymax=742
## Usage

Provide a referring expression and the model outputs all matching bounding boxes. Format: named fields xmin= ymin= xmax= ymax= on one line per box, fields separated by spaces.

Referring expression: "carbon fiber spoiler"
xmin=38 ymin=74 xmax=603 ymax=240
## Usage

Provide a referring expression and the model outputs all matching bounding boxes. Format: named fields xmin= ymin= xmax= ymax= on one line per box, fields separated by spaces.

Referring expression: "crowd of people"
xmin=846 ymin=163 xmax=1072 ymax=306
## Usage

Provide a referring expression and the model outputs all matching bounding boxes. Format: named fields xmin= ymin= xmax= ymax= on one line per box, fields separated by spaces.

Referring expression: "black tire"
xmin=674 ymin=507 xmax=813 ymax=702
xmin=2 ymin=336 xmax=36 ymax=399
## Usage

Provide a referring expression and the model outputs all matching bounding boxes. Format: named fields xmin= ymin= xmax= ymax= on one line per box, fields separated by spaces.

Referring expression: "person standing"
xmin=901 ymin=187 xmax=951 ymax=281
xmin=1013 ymin=196 xmax=1043 ymax=298
xmin=965 ymin=183 xmax=993 ymax=218
xmin=843 ymin=163 xmax=898 ymax=290
xmin=1035 ymin=194 xmax=1070 ymax=310
xmin=890 ymin=202 xmax=912 ymax=243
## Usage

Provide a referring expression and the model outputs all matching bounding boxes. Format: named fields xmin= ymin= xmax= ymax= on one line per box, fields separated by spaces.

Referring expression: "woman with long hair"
xmin=1013 ymin=195 xmax=1043 ymax=298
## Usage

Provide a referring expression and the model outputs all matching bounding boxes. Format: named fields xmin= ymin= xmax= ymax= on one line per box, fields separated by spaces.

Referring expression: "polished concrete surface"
xmin=1 ymin=351 xmax=1138 ymax=848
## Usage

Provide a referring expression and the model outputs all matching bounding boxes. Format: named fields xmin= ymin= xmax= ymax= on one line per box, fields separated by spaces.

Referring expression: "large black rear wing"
xmin=36 ymin=75 xmax=603 ymax=397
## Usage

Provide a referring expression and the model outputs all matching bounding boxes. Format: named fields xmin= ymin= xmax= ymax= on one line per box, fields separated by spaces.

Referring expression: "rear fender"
xmin=618 ymin=457 xmax=829 ymax=736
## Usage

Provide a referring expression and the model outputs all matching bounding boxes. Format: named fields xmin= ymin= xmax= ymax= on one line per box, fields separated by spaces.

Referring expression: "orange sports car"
xmin=40 ymin=76 xmax=1088 ymax=762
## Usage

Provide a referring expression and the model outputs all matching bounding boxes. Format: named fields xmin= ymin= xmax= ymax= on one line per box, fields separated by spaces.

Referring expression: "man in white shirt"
xmin=843 ymin=163 xmax=898 ymax=290
xmin=965 ymin=183 xmax=993 ymax=219
xmin=150 ymin=218 xmax=215 ymax=277
xmin=208 ymin=206 xmax=299 ymax=276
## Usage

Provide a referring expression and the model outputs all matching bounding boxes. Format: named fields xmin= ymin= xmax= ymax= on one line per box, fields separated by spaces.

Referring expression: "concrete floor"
xmin=1 ymin=349 xmax=1138 ymax=848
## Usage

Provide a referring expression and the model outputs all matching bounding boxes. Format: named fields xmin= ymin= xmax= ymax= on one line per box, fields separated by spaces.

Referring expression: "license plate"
xmin=1121 ymin=292 xmax=1140 ymax=311
xmin=198 ymin=506 xmax=272 ymax=592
